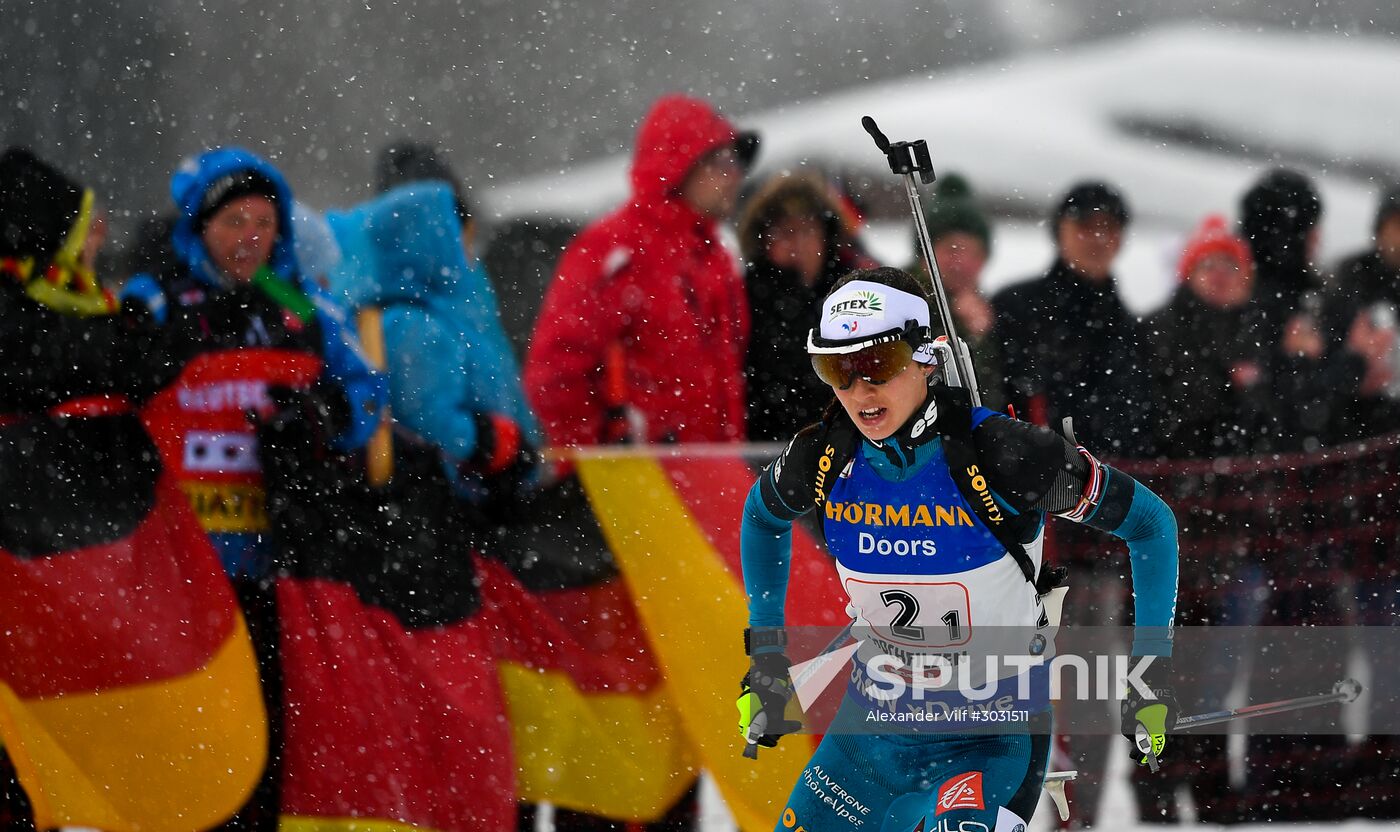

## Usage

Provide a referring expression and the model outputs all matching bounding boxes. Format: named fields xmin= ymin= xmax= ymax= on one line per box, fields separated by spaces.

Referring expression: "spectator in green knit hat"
xmin=918 ymin=172 xmax=991 ymax=255
xmin=908 ymin=172 xmax=1004 ymax=409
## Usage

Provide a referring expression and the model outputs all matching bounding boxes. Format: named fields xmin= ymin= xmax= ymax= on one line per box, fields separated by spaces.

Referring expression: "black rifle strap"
xmin=934 ymin=388 xmax=1040 ymax=586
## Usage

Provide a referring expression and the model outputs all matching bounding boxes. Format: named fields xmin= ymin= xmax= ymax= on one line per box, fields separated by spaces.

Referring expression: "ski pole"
xmin=861 ymin=115 xmax=982 ymax=407
xmin=1133 ymin=677 xmax=1363 ymax=773
xmin=1174 ymin=677 xmax=1362 ymax=731
xmin=1055 ymin=677 xmax=1359 ymax=818
xmin=790 ymin=619 xmax=856 ymax=692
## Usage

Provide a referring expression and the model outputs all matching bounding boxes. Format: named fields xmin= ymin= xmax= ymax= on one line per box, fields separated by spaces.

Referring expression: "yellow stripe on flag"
xmin=576 ymin=455 xmax=808 ymax=832
xmin=0 ymin=615 xmax=267 ymax=832
xmin=501 ymin=662 xmax=696 ymax=821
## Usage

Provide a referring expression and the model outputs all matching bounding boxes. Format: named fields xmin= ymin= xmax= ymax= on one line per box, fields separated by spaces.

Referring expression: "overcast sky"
xmin=4 ymin=0 xmax=1398 ymax=247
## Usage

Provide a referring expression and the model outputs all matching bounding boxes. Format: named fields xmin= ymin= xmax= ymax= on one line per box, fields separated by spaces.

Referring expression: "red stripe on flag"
xmin=482 ymin=560 xmax=664 ymax=693
xmin=0 ymin=478 xmax=236 ymax=698
xmin=276 ymin=576 xmax=515 ymax=831
xmin=660 ymin=457 xmax=848 ymax=626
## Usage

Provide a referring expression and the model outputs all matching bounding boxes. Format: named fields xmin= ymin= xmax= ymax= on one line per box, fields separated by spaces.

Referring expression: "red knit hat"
xmin=1178 ymin=214 xmax=1252 ymax=281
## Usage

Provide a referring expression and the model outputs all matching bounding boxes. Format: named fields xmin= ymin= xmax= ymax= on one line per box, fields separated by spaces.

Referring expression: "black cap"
xmin=195 ymin=170 xmax=280 ymax=231
xmin=376 ymin=140 xmax=471 ymax=223
xmin=1240 ymin=168 xmax=1321 ymax=243
xmin=734 ymin=131 xmax=761 ymax=170
xmin=1054 ymin=181 xmax=1131 ymax=228
xmin=0 ymin=146 xmax=86 ymax=262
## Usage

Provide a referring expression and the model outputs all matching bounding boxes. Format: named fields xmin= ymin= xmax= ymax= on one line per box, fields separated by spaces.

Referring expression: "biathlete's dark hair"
xmin=823 ymin=265 xmax=932 ymax=305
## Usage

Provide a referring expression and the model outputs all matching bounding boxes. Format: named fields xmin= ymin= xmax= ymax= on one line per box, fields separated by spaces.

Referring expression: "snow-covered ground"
xmin=486 ymin=24 xmax=1400 ymax=312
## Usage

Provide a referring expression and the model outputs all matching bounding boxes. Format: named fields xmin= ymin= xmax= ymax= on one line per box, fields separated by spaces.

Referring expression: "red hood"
xmin=629 ymin=94 xmax=742 ymax=206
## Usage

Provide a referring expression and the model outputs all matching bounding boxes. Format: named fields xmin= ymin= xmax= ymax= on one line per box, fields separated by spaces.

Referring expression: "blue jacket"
xmin=122 ymin=147 xmax=385 ymax=452
xmin=324 ymin=183 xmax=540 ymax=494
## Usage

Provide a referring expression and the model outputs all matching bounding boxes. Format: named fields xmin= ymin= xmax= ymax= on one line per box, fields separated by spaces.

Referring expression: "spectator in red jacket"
xmin=525 ymin=93 xmax=759 ymax=448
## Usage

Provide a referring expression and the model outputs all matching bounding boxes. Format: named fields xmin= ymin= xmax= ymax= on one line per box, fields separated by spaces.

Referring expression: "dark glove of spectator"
xmin=253 ymin=381 xmax=349 ymax=486
xmin=253 ymin=382 xmax=362 ymax=578
xmin=461 ymin=411 xmax=540 ymax=490
xmin=266 ymin=381 xmax=350 ymax=445
xmin=1121 ymin=656 xmax=1179 ymax=770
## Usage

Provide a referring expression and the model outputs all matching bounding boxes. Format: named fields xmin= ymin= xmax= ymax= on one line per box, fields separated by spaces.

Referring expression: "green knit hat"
xmin=918 ymin=172 xmax=991 ymax=253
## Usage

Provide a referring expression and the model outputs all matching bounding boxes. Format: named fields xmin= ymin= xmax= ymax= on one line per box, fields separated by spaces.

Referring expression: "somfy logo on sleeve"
xmin=826 ymin=289 xmax=885 ymax=321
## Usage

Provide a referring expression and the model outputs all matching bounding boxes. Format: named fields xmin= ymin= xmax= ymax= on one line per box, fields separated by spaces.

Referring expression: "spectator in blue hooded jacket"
xmin=122 ymin=147 xmax=385 ymax=578
xmin=324 ymin=142 xmax=541 ymax=503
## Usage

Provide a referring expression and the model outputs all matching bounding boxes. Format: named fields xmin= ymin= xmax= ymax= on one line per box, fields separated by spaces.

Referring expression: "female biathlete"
xmin=737 ymin=267 xmax=1179 ymax=832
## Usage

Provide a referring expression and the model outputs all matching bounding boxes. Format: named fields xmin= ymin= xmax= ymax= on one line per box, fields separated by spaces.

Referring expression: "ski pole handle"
xmin=862 ymin=114 xmax=982 ymax=405
xmin=741 ymin=711 xmax=769 ymax=759
xmin=862 ymin=116 xmax=891 ymax=153
xmin=860 ymin=116 xmax=936 ymax=184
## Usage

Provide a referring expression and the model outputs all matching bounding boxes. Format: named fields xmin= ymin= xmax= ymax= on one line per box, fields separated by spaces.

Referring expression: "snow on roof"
xmin=484 ymin=24 xmax=1400 ymax=265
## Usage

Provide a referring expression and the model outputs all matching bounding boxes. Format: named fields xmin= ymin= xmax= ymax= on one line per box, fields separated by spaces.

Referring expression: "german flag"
xmin=489 ymin=560 xmax=696 ymax=819
xmin=259 ymin=428 xmax=694 ymax=830
xmin=574 ymin=447 xmax=848 ymax=832
xmin=270 ymin=559 xmax=695 ymax=831
xmin=272 ymin=574 xmax=515 ymax=831
xmin=0 ymin=411 xmax=266 ymax=831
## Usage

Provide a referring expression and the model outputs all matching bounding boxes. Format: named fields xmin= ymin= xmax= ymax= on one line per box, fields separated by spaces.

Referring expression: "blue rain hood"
xmin=169 ymin=147 xmax=299 ymax=287
xmin=326 ymin=183 xmax=476 ymax=308
xmin=324 ymin=182 xmax=540 ymax=442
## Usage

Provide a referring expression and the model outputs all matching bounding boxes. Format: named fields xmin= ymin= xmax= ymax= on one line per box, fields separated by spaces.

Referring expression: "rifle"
xmin=861 ymin=116 xmax=982 ymax=407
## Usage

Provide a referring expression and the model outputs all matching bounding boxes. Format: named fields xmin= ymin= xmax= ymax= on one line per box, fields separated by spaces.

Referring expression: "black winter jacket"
xmin=743 ymin=260 xmax=842 ymax=442
xmin=991 ymin=260 xmax=1154 ymax=457
xmin=1145 ymin=292 xmax=1281 ymax=458
xmin=0 ymin=279 xmax=177 ymax=413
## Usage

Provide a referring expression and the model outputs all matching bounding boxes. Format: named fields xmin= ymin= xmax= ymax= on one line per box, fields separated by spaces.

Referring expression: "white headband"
xmin=813 ymin=280 xmax=932 ymax=347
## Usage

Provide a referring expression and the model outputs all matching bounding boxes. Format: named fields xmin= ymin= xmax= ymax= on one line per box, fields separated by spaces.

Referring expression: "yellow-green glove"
xmin=738 ymin=649 xmax=801 ymax=758
xmin=1120 ymin=656 xmax=1178 ymax=771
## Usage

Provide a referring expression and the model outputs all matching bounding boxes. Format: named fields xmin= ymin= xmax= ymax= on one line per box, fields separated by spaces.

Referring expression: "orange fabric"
xmin=483 ymin=413 xmax=521 ymax=474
